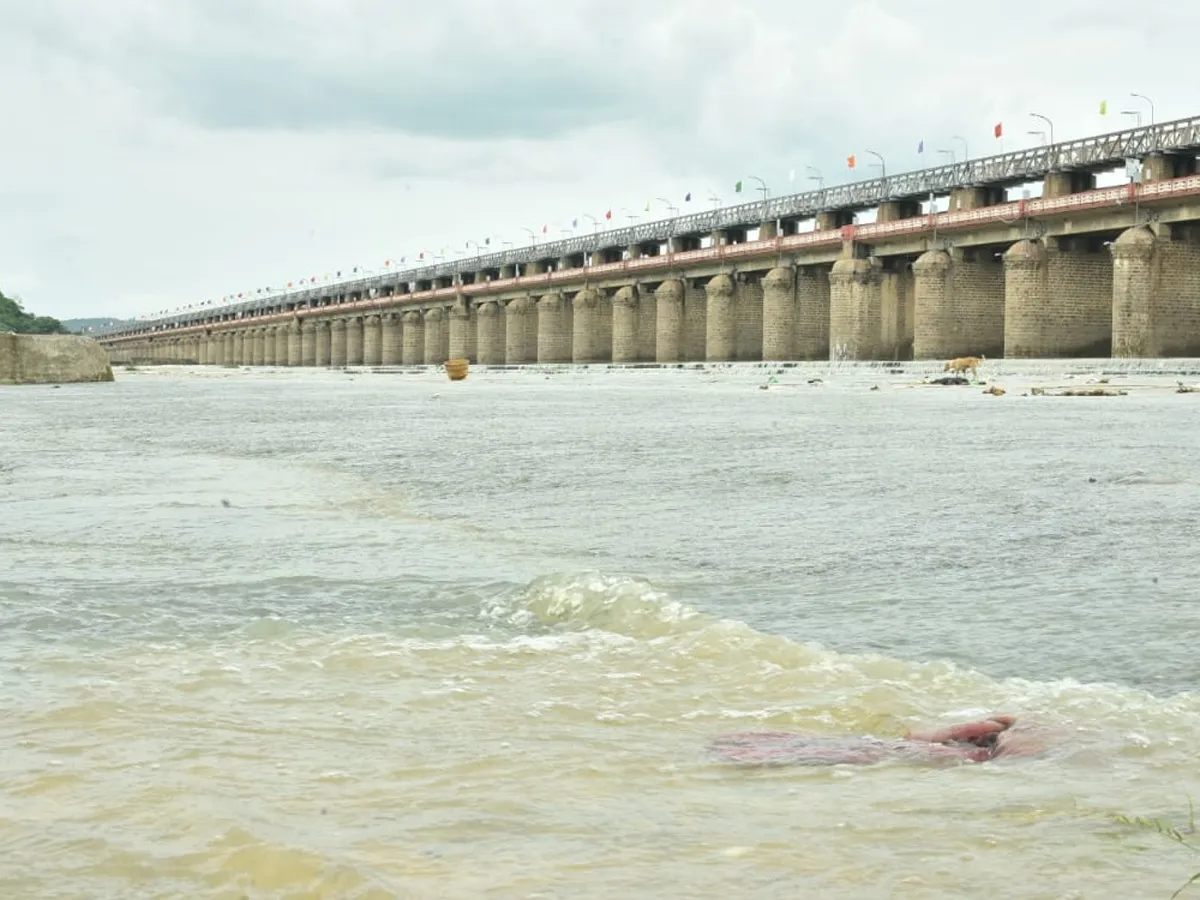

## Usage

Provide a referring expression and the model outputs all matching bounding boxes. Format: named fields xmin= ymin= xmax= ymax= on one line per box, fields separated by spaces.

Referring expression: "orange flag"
xmin=847 ymin=154 xmax=856 ymax=169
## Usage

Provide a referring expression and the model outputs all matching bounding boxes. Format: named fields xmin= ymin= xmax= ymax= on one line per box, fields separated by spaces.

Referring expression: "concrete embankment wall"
xmin=0 ymin=333 xmax=115 ymax=385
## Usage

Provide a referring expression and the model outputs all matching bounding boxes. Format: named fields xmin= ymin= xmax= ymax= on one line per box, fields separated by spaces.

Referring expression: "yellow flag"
xmin=1099 ymin=100 xmax=1108 ymax=115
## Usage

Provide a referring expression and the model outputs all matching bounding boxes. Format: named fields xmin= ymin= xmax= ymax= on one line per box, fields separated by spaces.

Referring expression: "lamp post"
xmin=747 ymin=175 xmax=768 ymax=201
xmin=806 ymin=166 xmax=824 ymax=189
xmin=864 ymin=150 xmax=886 ymax=178
xmin=1029 ymin=112 xmax=1055 ymax=145
xmin=1122 ymin=109 xmax=1142 ymax=128
xmin=584 ymin=214 xmax=600 ymax=232
xmin=523 ymin=227 xmax=536 ymax=246
xmin=953 ymin=135 xmax=969 ymax=161
xmin=938 ymin=149 xmax=955 ymax=165
xmin=1028 ymin=129 xmax=1047 ymax=146
xmin=1130 ymin=92 xmax=1155 ymax=126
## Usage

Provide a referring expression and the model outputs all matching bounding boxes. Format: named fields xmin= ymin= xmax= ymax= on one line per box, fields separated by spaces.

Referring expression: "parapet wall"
xmin=0 ymin=333 xmax=115 ymax=385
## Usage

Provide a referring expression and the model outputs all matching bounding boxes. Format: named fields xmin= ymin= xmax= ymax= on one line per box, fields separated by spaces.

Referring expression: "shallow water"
xmin=3 ymin=360 xmax=1200 ymax=899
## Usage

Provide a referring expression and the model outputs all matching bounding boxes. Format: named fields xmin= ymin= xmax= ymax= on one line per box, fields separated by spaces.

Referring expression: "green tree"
xmin=0 ymin=290 xmax=68 ymax=334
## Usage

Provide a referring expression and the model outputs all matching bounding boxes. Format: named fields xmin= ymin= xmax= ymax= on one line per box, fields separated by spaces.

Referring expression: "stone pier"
xmin=476 ymin=301 xmax=505 ymax=365
xmin=1111 ymin=224 xmax=1200 ymax=357
xmin=829 ymin=257 xmax=881 ymax=360
xmin=363 ymin=315 xmax=382 ymax=366
xmin=402 ymin=312 xmax=424 ymax=365
xmin=912 ymin=248 xmax=1005 ymax=360
xmin=655 ymin=280 xmax=684 ymax=363
xmin=330 ymin=319 xmax=347 ymax=367
xmin=537 ymin=294 xmax=571 ymax=363
xmin=346 ymin=317 xmax=364 ymax=365
xmin=505 ymin=298 xmax=537 ymax=364
xmin=381 ymin=313 xmax=401 ymax=365
xmin=1004 ymin=237 xmax=1112 ymax=357
xmin=423 ymin=308 xmax=446 ymax=365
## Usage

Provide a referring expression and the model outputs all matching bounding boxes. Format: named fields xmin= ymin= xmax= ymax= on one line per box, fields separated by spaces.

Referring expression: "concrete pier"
xmin=655 ymin=280 xmax=684 ymax=363
xmin=611 ymin=286 xmax=639 ymax=364
xmin=346 ymin=317 xmax=363 ymax=366
xmin=381 ymin=313 xmax=401 ymax=365
xmin=301 ymin=321 xmax=316 ymax=366
xmin=913 ymin=249 xmax=1005 ymax=360
xmin=1004 ymin=238 xmax=1112 ymax=357
xmin=286 ymin=324 xmax=300 ymax=367
xmin=423 ymin=308 xmax=446 ymax=365
xmin=330 ymin=319 xmax=347 ymax=367
xmin=829 ymin=258 xmax=881 ymax=361
xmin=448 ymin=301 xmax=474 ymax=362
xmin=505 ymin=298 xmax=537 ymax=365
xmin=274 ymin=327 xmax=287 ymax=368
xmin=705 ymin=274 xmax=735 ymax=362
xmin=1111 ymin=224 xmax=1200 ymax=357
xmin=476 ymin=301 xmax=505 ymax=365
xmin=402 ymin=312 xmax=423 ymax=365
xmin=537 ymin=294 xmax=571 ymax=364
xmin=363 ymin=315 xmax=382 ymax=366
xmin=315 ymin=321 xmax=331 ymax=367
xmin=572 ymin=288 xmax=603 ymax=363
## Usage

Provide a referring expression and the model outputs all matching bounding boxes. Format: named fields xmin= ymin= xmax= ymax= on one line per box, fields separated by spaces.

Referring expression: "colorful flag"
xmin=847 ymin=154 xmax=856 ymax=169
xmin=484 ymin=237 xmax=491 ymax=245
xmin=734 ymin=180 xmax=743 ymax=192
xmin=605 ymin=209 xmax=612 ymax=220
xmin=684 ymin=191 xmax=692 ymax=202
xmin=994 ymin=122 xmax=1003 ymax=138
xmin=644 ymin=200 xmax=651 ymax=211
xmin=542 ymin=224 xmax=548 ymax=233
xmin=1099 ymin=100 xmax=1108 ymax=115
xmin=572 ymin=217 xmax=578 ymax=228
xmin=918 ymin=140 xmax=924 ymax=153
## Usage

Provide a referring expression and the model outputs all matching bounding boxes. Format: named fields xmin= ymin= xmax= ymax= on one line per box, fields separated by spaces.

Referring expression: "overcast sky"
xmin=0 ymin=0 xmax=1185 ymax=320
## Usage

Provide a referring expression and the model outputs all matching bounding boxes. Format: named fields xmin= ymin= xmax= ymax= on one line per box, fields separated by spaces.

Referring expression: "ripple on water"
xmin=3 ymin=363 xmax=1200 ymax=898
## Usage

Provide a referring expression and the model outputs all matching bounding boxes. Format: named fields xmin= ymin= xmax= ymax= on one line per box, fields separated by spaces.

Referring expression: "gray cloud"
xmin=2 ymin=0 xmax=1199 ymax=320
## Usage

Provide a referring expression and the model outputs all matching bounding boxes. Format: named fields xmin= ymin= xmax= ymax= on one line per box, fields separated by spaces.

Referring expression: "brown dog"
xmin=944 ymin=355 xmax=985 ymax=379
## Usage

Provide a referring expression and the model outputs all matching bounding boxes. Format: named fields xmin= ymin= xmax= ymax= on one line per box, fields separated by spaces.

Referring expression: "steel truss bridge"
xmin=101 ymin=114 xmax=1200 ymax=337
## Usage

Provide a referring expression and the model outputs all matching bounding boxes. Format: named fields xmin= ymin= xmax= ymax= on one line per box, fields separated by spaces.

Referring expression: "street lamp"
xmin=747 ymin=176 xmax=768 ymax=201
xmin=1029 ymin=112 xmax=1055 ymax=145
xmin=523 ymin=227 xmax=536 ymax=245
xmin=1122 ymin=109 xmax=1143 ymax=128
xmin=1130 ymin=92 xmax=1155 ymax=126
xmin=806 ymin=166 xmax=824 ymax=189
xmin=953 ymin=135 xmax=969 ymax=161
xmin=1028 ymin=130 xmax=1047 ymax=146
xmin=938 ymin=149 xmax=955 ymax=165
xmin=864 ymin=150 xmax=886 ymax=178
xmin=583 ymin=214 xmax=600 ymax=232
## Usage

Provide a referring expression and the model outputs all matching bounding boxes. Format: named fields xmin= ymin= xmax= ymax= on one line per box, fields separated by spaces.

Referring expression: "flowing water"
xmin=3 ymin=360 xmax=1200 ymax=899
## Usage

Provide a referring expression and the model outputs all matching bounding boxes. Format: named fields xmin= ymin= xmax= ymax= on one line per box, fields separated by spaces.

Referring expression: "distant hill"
xmin=61 ymin=317 xmax=132 ymax=334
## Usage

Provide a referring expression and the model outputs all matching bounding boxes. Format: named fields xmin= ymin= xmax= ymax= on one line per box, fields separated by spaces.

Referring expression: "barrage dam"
xmin=99 ymin=115 xmax=1200 ymax=367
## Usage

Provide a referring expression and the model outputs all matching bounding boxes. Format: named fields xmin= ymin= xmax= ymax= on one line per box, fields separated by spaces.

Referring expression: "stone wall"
xmin=0 ymin=333 xmax=115 ymax=385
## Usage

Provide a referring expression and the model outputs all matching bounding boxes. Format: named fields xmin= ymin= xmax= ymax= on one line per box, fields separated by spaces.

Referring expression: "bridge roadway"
xmin=100 ymin=118 xmax=1200 ymax=363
